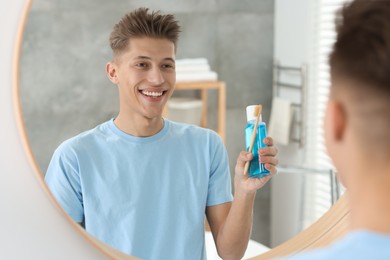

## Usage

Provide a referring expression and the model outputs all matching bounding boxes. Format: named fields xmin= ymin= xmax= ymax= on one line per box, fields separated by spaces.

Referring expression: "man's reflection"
xmin=45 ymin=8 xmax=278 ymax=260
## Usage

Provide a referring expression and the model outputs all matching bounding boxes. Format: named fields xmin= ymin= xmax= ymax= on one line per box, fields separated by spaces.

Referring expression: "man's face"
xmin=109 ymin=37 xmax=176 ymax=120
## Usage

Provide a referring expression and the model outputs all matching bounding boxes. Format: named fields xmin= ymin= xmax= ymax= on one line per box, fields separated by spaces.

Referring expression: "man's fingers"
xmin=236 ymin=151 xmax=253 ymax=171
xmin=258 ymin=146 xmax=278 ymax=156
xmin=260 ymin=156 xmax=279 ymax=166
xmin=237 ymin=151 xmax=253 ymax=163
xmin=263 ymin=137 xmax=274 ymax=146
xmin=265 ymin=163 xmax=278 ymax=175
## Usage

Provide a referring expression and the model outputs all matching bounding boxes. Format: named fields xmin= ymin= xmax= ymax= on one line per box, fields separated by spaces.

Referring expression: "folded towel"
xmin=175 ymin=58 xmax=209 ymax=66
xmin=176 ymin=71 xmax=218 ymax=82
xmin=176 ymin=63 xmax=211 ymax=73
xmin=268 ymin=97 xmax=293 ymax=145
xmin=175 ymin=58 xmax=218 ymax=82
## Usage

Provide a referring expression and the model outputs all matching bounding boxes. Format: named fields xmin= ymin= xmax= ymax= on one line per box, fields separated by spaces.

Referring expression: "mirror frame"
xmin=13 ymin=0 xmax=351 ymax=258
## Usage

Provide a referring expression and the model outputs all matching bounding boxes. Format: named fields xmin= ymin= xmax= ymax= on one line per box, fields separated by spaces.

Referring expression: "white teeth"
xmin=141 ymin=90 xmax=163 ymax=97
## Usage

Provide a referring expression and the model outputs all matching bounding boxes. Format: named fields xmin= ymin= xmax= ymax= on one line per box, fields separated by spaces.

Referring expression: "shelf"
xmin=165 ymin=81 xmax=226 ymax=141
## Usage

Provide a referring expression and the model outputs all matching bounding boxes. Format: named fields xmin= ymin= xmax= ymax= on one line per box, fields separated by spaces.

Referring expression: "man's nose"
xmin=147 ymin=67 xmax=165 ymax=85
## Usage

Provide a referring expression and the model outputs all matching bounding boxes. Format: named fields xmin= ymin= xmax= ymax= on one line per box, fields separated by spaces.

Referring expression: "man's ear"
xmin=330 ymin=99 xmax=347 ymax=141
xmin=106 ymin=62 xmax=119 ymax=84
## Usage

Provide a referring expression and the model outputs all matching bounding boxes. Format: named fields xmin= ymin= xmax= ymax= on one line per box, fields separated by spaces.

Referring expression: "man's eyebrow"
xmin=163 ymin=57 xmax=175 ymax=63
xmin=134 ymin=56 xmax=175 ymax=63
xmin=134 ymin=56 xmax=152 ymax=60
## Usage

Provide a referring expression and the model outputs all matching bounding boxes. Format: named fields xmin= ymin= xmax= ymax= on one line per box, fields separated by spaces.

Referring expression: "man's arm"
xmin=45 ymin=146 xmax=85 ymax=224
xmin=206 ymin=137 xmax=278 ymax=260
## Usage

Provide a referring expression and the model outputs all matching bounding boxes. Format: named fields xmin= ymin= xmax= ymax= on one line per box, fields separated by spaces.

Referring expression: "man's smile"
xmin=140 ymin=89 xmax=167 ymax=97
xmin=138 ymin=88 xmax=169 ymax=101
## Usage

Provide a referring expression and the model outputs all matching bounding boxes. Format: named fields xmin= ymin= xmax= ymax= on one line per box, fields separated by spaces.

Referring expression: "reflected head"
xmin=109 ymin=7 xmax=181 ymax=58
xmin=329 ymin=0 xmax=390 ymax=154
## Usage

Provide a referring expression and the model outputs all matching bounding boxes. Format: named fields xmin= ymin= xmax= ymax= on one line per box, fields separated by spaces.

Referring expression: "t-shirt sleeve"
xmin=45 ymin=144 xmax=84 ymax=223
xmin=206 ymin=132 xmax=233 ymax=206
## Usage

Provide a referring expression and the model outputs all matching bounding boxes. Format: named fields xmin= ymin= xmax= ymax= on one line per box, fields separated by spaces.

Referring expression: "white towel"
xmin=175 ymin=58 xmax=218 ymax=82
xmin=175 ymin=58 xmax=209 ymax=66
xmin=176 ymin=71 xmax=218 ymax=82
xmin=268 ymin=97 xmax=293 ymax=145
xmin=176 ymin=63 xmax=211 ymax=73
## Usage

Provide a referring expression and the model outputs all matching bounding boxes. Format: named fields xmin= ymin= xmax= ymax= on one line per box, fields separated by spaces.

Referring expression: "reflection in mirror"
xmin=19 ymin=0 xmax=341 ymax=257
xmin=21 ymin=0 xmax=275 ymax=250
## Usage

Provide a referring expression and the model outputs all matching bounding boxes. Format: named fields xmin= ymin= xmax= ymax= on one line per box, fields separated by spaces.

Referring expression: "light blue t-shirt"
xmin=282 ymin=230 xmax=390 ymax=260
xmin=45 ymin=119 xmax=233 ymax=260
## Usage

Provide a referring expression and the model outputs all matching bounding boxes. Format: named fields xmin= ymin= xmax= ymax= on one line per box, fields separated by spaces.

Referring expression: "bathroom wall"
xmin=20 ymin=0 xmax=274 ymax=245
xmin=271 ymin=0 xmax=311 ymax=246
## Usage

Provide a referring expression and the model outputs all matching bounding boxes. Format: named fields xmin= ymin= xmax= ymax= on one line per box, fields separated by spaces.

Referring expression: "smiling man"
xmin=107 ymin=36 xmax=176 ymax=137
xmin=45 ymin=8 xmax=278 ymax=260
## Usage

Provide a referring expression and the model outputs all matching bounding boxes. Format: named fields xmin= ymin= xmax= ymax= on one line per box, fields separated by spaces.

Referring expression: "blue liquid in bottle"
xmin=245 ymin=120 xmax=270 ymax=178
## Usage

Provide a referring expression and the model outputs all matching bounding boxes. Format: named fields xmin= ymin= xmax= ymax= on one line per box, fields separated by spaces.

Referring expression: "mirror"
xmin=18 ymin=0 xmax=339 ymax=257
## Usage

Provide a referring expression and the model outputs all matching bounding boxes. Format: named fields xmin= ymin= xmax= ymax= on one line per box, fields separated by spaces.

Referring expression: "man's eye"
xmin=136 ymin=63 xmax=148 ymax=68
xmin=162 ymin=64 xmax=175 ymax=69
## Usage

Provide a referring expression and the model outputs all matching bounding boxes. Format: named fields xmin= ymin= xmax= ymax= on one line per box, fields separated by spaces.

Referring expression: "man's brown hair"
xmin=109 ymin=7 xmax=181 ymax=56
xmin=330 ymin=0 xmax=390 ymax=95
xmin=329 ymin=0 xmax=390 ymax=154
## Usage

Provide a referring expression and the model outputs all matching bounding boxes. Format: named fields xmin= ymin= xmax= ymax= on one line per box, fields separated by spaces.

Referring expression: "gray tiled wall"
xmin=20 ymin=0 xmax=274 ymax=247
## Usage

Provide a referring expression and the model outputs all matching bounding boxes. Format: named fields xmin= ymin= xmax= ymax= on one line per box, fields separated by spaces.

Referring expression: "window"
xmin=303 ymin=0 xmax=350 ymax=228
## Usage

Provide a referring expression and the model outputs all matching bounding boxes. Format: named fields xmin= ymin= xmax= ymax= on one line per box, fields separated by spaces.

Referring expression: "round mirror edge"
xmin=251 ymin=194 xmax=350 ymax=259
xmin=12 ymin=1 xmax=350 ymax=259
xmin=12 ymin=1 xmax=136 ymax=259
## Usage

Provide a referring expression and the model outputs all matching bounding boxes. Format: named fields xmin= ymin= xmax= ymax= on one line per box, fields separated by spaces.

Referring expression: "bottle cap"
xmin=246 ymin=105 xmax=262 ymax=122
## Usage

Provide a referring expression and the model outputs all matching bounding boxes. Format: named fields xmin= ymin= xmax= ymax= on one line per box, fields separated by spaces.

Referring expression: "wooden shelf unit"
xmin=166 ymin=81 xmax=226 ymax=141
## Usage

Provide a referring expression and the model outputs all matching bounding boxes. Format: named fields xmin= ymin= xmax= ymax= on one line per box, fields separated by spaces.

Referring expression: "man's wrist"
xmin=233 ymin=189 xmax=257 ymax=201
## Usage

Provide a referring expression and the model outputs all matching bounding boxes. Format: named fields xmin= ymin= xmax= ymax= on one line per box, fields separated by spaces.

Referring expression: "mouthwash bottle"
xmin=245 ymin=105 xmax=270 ymax=178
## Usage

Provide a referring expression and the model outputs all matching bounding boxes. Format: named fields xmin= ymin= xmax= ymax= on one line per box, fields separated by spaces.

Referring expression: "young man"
xmin=286 ymin=0 xmax=390 ymax=259
xmin=45 ymin=8 xmax=278 ymax=260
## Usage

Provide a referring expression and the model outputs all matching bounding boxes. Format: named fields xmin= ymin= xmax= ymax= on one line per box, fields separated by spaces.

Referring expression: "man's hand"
xmin=209 ymin=137 xmax=278 ymax=259
xmin=234 ymin=137 xmax=279 ymax=195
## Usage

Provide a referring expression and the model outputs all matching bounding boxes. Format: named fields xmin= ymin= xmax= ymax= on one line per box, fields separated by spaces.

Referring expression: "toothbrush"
xmin=244 ymin=104 xmax=262 ymax=175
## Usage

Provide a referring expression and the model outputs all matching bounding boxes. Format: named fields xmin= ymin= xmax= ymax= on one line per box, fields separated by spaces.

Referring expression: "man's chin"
xmin=143 ymin=110 xmax=164 ymax=121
